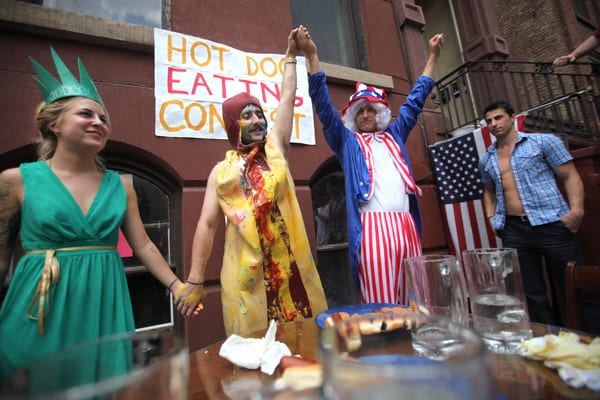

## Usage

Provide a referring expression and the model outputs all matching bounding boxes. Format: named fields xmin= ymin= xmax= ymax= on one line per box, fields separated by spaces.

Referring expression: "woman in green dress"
xmin=0 ymin=48 xmax=204 ymax=381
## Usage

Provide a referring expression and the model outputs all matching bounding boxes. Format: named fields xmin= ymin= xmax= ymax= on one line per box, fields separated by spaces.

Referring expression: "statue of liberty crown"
xmin=29 ymin=47 xmax=104 ymax=106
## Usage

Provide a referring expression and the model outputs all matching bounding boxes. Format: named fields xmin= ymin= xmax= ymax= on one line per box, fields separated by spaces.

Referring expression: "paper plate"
xmin=314 ymin=303 xmax=408 ymax=328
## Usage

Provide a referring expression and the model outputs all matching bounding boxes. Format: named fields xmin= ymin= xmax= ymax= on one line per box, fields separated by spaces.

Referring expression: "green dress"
xmin=0 ymin=161 xmax=135 ymax=382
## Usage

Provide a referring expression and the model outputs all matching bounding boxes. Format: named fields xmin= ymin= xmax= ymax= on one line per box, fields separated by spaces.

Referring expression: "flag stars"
xmin=428 ymin=132 xmax=486 ymax=204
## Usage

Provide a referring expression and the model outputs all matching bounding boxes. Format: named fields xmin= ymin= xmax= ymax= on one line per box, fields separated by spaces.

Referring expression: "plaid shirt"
xmin=480 ymin=132 xmax=573 ymax=229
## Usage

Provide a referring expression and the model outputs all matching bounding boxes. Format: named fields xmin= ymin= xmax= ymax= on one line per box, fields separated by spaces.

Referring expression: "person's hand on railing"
xmin=553 ymin=30 xmax=600 ymax=66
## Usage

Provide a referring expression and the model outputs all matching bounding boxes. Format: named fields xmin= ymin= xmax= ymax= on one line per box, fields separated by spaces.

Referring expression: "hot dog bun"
xmin=280 ymin=364 xmax=322 ymax=391
xmin=278 ymin=358 xmax=322 ymax=391
xmin=324 ymin=305 xmax=412 ymax=332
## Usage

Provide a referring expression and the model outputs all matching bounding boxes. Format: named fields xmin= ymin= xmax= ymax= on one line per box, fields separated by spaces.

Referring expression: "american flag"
xmin=427 ymin=126 xmax=500 ymax=261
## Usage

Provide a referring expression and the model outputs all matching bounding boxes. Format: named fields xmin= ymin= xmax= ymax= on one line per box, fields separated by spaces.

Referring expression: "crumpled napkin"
xmin=219 ymin=320 xmax=291 ymax=375
xmin=521 ymin=332 xmax=600 ymax=391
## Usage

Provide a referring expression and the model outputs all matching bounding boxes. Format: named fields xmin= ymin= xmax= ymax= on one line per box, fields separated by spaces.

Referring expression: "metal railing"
xmin=433 ymin=61 xmax=600 ymax=142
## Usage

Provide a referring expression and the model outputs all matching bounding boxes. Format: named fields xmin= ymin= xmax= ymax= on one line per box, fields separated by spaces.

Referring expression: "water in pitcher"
xmin=471 ymin=293 xmax=532 ymax=353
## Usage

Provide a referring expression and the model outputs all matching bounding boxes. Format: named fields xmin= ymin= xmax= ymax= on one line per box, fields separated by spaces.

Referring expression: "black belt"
xmin=506 ymin=214 xmax=529 ymax=223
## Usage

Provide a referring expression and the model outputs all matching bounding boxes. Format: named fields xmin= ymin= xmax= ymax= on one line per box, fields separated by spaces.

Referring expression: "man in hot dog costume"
xmin=184 ymin=26 xmax=327 ymax=336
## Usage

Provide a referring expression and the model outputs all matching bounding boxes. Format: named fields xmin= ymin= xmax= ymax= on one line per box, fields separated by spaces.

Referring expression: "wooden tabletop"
xmin=188 ymin=319 xmax=600 ymax=400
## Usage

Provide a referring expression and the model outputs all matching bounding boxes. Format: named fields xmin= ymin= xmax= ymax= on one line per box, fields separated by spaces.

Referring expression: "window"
xmin=291 ymin=0 xmax=367 ymax=69
xmin=20 ymin=0 xmax=162 ymax=28
xmin=120 ymin=174 xmax=171 ymax=269
xmin=570 ymin=0 xmax=600 ymax=64
xmin=119 ymin=173 xmax=174 ymax=331
xmin=312 ymin=171 xmax=347 ymax=248
xmin=311 ymin=166 xmax=360 ymax=307
xmin=571 ymin=0 xmax=599 ymax=29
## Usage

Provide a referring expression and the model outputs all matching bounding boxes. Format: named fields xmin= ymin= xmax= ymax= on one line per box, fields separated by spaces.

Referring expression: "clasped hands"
xmin=170 ymin=280 xmax=206 ymax=317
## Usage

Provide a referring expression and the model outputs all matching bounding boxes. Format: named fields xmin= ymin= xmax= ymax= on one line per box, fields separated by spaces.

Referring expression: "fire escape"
xmin=433 ymin=61 xmax=600 ymax=144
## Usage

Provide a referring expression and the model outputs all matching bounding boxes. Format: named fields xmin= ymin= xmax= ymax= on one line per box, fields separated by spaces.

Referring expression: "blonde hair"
xmin=34 ymin=97 xmax=109 ymax=170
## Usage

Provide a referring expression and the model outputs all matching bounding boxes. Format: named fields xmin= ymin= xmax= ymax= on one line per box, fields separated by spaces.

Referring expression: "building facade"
xmin=1 ymin=0 xmax=598 ymax=351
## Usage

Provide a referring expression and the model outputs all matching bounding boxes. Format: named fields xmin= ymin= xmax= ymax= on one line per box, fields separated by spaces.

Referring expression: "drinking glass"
xmin=319 ymin=311 xmax=493 ymax=400
xmin=462 ymin=247 xmax=533 ymax=354
xmin=1 ymin=330 xmax=188 ymax=399
xmin=404 ymin=254 xmax=469 ymax=326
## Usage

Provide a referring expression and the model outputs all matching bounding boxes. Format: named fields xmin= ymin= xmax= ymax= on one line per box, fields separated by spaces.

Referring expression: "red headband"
xmin=222 ymin=92 xmax=263 ymax=149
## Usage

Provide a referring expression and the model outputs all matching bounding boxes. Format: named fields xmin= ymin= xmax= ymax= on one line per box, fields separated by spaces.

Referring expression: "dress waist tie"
xmin=25 ymin=246 xmax=117 ymax=335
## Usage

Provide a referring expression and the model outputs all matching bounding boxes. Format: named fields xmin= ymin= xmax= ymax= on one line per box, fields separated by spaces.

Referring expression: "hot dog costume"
xmin=216 ymin=93 xmax=327 ymax=336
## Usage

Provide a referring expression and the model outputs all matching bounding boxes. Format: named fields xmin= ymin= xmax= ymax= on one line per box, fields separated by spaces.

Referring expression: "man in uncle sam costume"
xmin=306 ymin=32 xmax=444 ymax=305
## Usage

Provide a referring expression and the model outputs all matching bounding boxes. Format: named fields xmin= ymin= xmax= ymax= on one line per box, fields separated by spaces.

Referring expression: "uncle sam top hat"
xmin=341 ymin=82 xmax=391 ymax=132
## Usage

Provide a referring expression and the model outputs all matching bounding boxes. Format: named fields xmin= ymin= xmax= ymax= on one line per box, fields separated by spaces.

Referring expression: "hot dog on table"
xmin=276 ymin=305 xmax=415 ymax=390
xmin=277 ymin=355 xmax=322 ymax=390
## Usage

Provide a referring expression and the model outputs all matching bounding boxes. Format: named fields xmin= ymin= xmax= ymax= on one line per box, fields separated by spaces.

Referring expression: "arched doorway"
xmin=310 ymin=157 xmax=360 ymax=307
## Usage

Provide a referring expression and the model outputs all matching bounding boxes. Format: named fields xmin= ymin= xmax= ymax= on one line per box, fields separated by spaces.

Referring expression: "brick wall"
xmin=496 ymin=0 xmax=598 ymax=63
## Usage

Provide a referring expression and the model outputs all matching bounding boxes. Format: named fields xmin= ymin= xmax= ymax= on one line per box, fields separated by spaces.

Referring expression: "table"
xmin=189 ymin=319 xmax=600 ymax=400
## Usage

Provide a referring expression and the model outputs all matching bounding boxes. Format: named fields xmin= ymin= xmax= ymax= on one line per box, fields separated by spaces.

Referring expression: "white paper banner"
xmin=154 ymin=28 xmax=315 ymax=145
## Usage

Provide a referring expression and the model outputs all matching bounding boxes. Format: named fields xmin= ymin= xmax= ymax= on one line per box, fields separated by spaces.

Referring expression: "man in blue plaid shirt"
xmin=479 ymin=101 xmax=593 ymax=330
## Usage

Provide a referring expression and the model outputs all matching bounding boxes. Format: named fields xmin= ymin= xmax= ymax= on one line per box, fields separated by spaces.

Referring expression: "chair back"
xmin=564 ymin=261 xmax=600 ymax=331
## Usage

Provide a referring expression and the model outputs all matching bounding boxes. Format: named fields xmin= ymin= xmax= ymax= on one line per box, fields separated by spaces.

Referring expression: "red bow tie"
xmin=361 ymin=132 xmax=386 ymax=143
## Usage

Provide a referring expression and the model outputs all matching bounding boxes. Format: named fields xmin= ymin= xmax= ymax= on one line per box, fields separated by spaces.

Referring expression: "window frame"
xmin=18 ymin=0 xmax=166 ymax=29
xmin=290 ymin=0 xmax=368 ymax=70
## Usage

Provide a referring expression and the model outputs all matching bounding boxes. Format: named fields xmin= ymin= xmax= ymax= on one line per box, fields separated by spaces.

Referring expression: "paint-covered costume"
xmin=216 ymin=93 xmax=327 ymax=336
xmin=309 ymin=71 xmax=435 ymax=304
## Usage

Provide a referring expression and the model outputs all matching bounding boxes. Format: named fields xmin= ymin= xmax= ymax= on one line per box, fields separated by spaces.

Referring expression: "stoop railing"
xmin=433 ymin=61 xmax=600 ymax=142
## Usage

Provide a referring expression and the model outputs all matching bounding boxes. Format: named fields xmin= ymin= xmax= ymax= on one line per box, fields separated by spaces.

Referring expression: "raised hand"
xmin=286 ymin=26 xmax=300 ymax=58
xmin=429 ymin=33 xmax=444 ymax=56
xmin=422 ymin=33 xmax=444 ymax=78
xmin=296 ymin=25 xmax=317 ymax=58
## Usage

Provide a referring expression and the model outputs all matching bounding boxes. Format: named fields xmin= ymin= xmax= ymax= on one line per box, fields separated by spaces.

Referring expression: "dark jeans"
xmin=497 ymin=218 xmax=584 ymax=326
